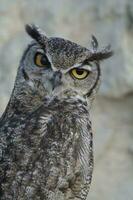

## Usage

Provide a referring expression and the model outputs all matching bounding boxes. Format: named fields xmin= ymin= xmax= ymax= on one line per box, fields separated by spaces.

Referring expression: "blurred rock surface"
xmin=0 ymin=0 xmax=133 ymax=199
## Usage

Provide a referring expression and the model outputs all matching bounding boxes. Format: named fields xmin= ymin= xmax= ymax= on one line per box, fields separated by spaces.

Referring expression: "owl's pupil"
xmin=76 ymin=69 xmax=84 ymax=75
xmin=41 ymin=55 xmax=49 ymax=65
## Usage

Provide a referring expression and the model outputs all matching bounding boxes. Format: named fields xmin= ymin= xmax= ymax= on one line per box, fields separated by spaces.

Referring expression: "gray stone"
xmin=89 ymin=95 xmax=133 ymax=200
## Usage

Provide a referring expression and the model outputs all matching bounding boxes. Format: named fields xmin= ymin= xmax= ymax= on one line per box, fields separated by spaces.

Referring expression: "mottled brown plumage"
xmin=0 ymin=24 xmax=113 ymax=200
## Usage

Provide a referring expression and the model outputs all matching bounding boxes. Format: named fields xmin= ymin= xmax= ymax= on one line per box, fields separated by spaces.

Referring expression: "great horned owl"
xmin=0 ymin=24 xmax=112 ymax=200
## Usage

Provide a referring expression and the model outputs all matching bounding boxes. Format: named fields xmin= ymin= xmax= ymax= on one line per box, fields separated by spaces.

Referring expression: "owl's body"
xmin=0 ymin=25 xmax=112 ymax=200
xmin=0 ymin=96 xmax=92 ymax=200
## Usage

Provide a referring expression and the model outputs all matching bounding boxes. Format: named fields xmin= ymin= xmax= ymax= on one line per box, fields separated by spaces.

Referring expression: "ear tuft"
xmin=91 ymin=35 xmax=99 ymax=50
xmin=25 ymin=24 xmax=40 ymax=40
xmin=88 ymin=44 xmax=113 ymax=61
xmin=25 ymin=24 xmax=48 ymax=46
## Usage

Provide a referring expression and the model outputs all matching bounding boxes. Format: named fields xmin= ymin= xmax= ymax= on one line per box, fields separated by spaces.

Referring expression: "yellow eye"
xmin=34 ymin=53 xmax=50 ymax=67
xmin=70 ymin=68 xmax=89 ymax=80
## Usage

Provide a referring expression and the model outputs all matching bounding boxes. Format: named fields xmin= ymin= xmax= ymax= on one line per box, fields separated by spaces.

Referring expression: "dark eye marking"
xmin=22 ymin=68 xmax=29 ymax=81
xmin=82 ymin=60 xmax=93 ymax=66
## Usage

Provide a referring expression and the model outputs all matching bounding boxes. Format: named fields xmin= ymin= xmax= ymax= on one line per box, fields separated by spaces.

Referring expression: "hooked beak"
xmin=50 ymin=70 xmax=62 ymax=91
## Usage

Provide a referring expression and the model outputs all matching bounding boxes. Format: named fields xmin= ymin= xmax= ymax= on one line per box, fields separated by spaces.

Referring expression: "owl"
xmin=0 ymin=24 xmax=112 ymax=200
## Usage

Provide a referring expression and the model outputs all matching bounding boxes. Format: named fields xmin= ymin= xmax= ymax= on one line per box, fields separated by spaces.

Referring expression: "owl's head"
xmin=15 ymin=24 xmax=112 ymax=107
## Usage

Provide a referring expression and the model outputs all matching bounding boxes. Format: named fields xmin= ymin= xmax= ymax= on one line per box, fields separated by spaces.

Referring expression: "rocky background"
xmin=0 ymin=0 xmax=133 ymax=199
